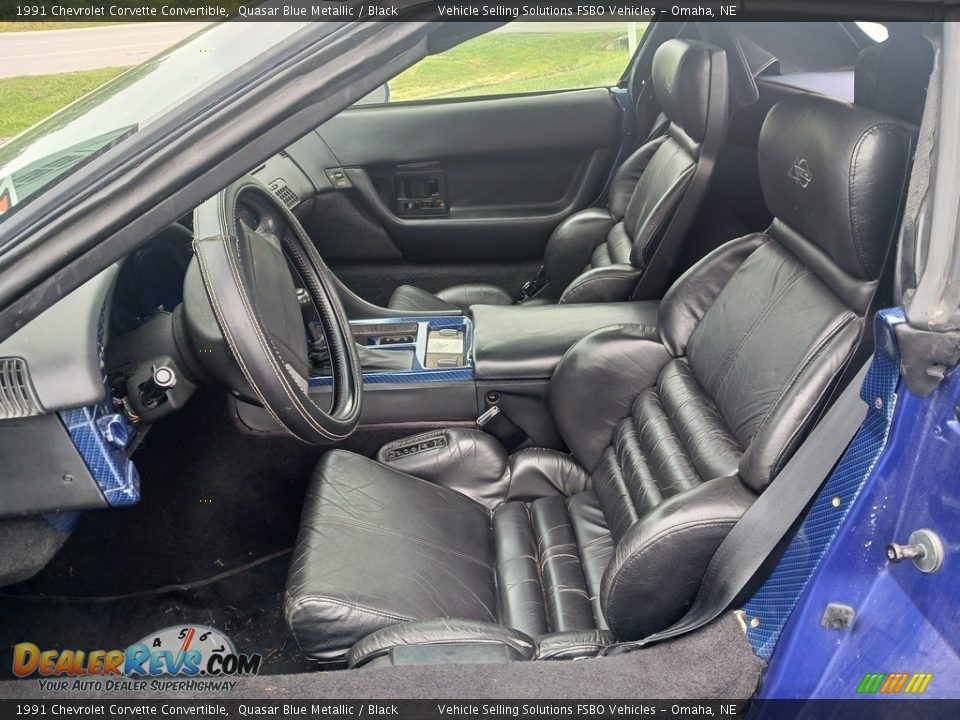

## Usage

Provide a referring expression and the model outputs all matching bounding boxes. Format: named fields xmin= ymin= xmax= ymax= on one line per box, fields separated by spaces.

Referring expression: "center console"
xmin=234 ymin=301 xmax=659 ymax=439
xmin=309 ymin=316 xmax=474 ymax=387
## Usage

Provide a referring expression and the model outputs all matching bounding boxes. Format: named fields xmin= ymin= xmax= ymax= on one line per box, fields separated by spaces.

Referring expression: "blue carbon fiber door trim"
xmin=742 ymin=308 xmax=905 ymax=658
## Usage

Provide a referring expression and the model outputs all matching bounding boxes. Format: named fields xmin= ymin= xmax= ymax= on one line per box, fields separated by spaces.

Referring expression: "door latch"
xmin=886 ymin=529 xmax=944 ymax=573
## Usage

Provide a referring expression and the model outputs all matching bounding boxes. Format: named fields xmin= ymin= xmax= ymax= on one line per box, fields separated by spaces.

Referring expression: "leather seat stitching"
xmin=319 ymin=517 xmax=493 ymax=570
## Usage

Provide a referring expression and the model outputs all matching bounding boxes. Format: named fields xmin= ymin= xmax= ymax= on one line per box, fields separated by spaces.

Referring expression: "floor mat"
xmin=7 ymin=389 xmax=321 ymax=596
xmin=0 ymin=552 xmax=315 ymax=678
xmin=0 ymin=389 xmax=425 ymax=677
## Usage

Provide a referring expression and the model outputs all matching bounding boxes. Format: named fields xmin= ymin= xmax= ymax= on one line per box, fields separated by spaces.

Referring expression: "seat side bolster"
xmin=435 ymin=284 xmax=514 ymax=312
xmin=347 ymin=619 xmax=537 ymax=669
xmin=558 ymin=264 xmax=644 ymax=305
xmin=377 ymin=429 xmax=510 ymax=509
xmin=542 ymin=207 xmax=618 ymax=293
xmin=387 ymin=284 xmax=461 ymax=312
xmin=599 ymin=475 xmax=757 ymax=640
xmin=377 ymin=429 xmax=590 ymax=509
xmin=535 ymin=629 xmax=617 ymax=660
xmin=550 ymin=324 xmax=670 ymax=473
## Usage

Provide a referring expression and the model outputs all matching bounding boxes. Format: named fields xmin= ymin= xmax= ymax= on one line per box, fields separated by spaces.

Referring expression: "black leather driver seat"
xmin=387 ymin=38 xmax=729 ymax=313
xmin=285 ymin=94 xmax=913 ymax=664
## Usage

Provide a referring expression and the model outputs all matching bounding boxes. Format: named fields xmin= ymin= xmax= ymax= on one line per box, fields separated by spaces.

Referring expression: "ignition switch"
xmin=139 ymin=364 xmax=177 ymax=410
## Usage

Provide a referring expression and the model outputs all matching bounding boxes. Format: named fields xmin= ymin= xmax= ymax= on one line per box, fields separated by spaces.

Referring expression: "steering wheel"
xmin=191 ymin=177 xmax=362 ymax=444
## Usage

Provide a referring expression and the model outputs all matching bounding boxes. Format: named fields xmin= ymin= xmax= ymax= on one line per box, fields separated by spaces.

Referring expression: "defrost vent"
xmin=0 ymin=357 xmax=40 ymax=419
xmin=269 ymin=178 xmax=299 ymax=210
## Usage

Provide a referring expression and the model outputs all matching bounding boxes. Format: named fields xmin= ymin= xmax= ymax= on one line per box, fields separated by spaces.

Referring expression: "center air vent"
xmin=269 ymin=179 xmax=299 ymax=210
xmin=0 ymin=357 xmax=40 ymax=419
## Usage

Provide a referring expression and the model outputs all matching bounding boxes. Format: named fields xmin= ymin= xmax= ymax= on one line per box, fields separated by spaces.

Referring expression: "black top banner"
xmin=0 ymin=0 xmax=950 ymax=23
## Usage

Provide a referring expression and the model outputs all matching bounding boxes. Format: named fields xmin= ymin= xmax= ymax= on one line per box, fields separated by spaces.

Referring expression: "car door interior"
xmin=299 ymin=88 xmax=622 ymax=307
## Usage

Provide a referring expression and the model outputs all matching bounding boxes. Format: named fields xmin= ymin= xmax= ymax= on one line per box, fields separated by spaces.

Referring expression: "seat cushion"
xmin=284 ymin=451 xmax=498 ymax=659
xmin=387 ymin=284 xmax=461 ymax=312
xmin=387 ymin=283 xmax=514 ymax=313
xmin=285 ymin=449 xmax=613 ymax=659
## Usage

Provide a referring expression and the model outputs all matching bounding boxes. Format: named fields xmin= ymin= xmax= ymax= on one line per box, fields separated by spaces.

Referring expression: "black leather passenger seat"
xmin=387 ymin=37 xmax=730 ymax=313
xmin=284 ymin=93 xmax=914 ymax=666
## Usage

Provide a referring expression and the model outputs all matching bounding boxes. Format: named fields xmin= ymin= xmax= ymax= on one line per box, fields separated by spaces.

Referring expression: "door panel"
xmin=296 ymin=88 xmax=622 ymax=301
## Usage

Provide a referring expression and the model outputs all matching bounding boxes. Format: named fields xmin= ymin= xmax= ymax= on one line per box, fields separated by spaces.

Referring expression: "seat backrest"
xmin=543 ymin=39 xmax=730 ymax=304
xmin=855 ymin=23 xmax=933 ymax=126
xmin=549 ymin=94 xmax=914 ymax=640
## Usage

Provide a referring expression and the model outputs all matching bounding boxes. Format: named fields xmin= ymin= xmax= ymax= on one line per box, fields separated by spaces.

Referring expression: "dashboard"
xmin=0 ymin=122 xmax=363 ymax=523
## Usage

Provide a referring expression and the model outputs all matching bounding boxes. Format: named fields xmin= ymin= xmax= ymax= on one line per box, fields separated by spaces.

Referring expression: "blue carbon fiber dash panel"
xmin=742 ymin=308 xmax=905 ymax=658
xmin=45 ymin=300 xmax=141 ymax=532
xmin=309 ymin=316 xmax=474 ymax=388
xmin=58 ymin=404 xmax=140 ymax=508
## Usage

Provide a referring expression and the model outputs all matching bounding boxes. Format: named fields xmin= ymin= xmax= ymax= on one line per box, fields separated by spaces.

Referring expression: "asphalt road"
xmin=0 ymin=22 xmax=209 ymax=78
xmin=0 ymin=20 xmax=639 ymax=79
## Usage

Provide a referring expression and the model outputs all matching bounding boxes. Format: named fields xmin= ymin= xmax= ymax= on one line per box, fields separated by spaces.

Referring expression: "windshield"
xmin=0 ymin=21 xmax=309 ymax=220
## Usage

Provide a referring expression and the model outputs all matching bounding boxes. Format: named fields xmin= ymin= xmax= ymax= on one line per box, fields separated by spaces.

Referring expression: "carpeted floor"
xmin=0 ymin=612 xmax=766 ymax=699
xmin=0 ymin=388 xmax=434 ymax=679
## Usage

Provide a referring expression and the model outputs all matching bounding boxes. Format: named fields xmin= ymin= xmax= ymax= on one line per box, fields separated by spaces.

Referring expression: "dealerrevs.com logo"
xmin=13 ymin=625 xmax=261 ymax=692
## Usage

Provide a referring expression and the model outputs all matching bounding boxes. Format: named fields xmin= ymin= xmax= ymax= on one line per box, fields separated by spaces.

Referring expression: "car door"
xmin=289 ymin=23 xmax=647 ymax=307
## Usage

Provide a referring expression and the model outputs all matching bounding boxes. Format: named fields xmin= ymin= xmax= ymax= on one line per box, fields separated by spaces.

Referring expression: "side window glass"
xmin=357 ymin=22 xmax=647 ymax=105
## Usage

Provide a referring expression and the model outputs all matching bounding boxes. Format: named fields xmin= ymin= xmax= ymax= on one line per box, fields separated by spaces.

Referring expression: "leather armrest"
xmin=471 ymin=301 xmax=660 ymax=381
xmin=535 ymin=629 xmax=616 ymax=660
xmin=347 ymin=619 xmax=536 ymax=668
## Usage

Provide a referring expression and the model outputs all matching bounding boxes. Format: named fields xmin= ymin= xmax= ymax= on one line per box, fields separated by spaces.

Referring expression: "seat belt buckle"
xmin=519 ymin=266 xmax=547 ymax=301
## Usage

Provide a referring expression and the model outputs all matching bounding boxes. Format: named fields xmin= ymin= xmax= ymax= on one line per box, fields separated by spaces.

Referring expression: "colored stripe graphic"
xmin=857 ymin=673 xmax=885 ymax=693
xmin=857 ymin=672 xmax=932 ymax=694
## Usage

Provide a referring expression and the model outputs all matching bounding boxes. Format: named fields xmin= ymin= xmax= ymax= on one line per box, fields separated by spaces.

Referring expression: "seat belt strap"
xmin=606 ymin=362 xmax=870 ymax=654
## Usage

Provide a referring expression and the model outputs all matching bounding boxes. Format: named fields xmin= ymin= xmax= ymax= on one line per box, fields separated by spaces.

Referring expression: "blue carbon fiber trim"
xmin=58 ymin=404 xmax=140 ymax=507
xmin=45 ymin=298 xmax=141 ymax=532
xmin=742 ymin=308 xmax=905 ymax=658
xmin=310 ymin=316 xmax=474 ymax=387
xmin=310 ymin=368 xmax=474 ymax=387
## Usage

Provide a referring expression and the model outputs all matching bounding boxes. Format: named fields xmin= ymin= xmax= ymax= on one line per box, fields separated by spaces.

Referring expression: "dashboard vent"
xmin=269 ymin=179 xmax=299 ymax=210
xmin=0 ymin=357 xmax=40 ymax=419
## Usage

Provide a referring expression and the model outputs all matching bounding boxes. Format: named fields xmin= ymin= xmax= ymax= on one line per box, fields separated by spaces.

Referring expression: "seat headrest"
xmin=652 ymin=39 xmax=722 ymax=144
xmin=759 ymin=94 xmax=914 ymax=282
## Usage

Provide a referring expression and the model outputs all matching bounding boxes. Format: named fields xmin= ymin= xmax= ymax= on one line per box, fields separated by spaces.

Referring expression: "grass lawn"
xmin=0 ymin=22 xmax=125 ymax=32
xmin=389 ymin=29 xmax=639 ymax=101
xmin=0 ymin=67 xmax=129 ymax=137
xmin=0 ymin=27 xmax=644 ymax=140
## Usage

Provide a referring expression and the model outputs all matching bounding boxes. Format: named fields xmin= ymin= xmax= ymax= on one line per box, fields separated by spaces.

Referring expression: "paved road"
xmin=0 ymin=22 xmax=209 ymax=78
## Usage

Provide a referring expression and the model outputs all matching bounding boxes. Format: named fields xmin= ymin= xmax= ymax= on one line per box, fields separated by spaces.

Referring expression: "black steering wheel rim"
xmin=192 ymin=177 xmax=362 ymax=444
